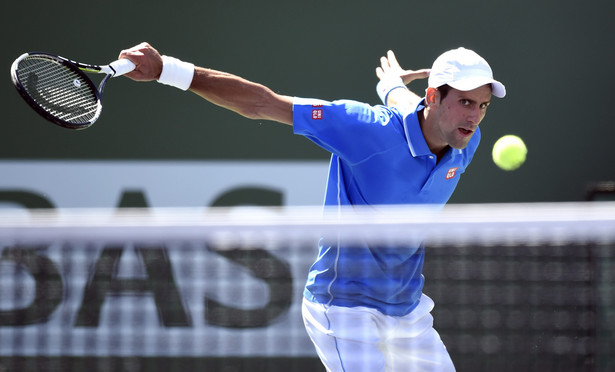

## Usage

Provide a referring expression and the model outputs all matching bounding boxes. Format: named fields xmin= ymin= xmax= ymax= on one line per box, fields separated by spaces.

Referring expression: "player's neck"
xmin=418 ymin=109 xmax=448 ymax=162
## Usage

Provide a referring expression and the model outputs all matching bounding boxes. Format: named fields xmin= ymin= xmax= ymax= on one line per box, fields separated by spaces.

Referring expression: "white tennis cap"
xmin=428 ymin=47 xmax=506 ymax=98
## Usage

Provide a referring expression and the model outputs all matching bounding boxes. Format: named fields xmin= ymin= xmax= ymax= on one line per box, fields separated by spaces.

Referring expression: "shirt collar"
xmin=403 ymin=99 xmax=432 ymax=157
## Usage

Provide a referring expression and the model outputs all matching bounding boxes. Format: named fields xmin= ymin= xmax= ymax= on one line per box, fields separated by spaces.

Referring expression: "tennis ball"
xmin=492 ymin=135 xmax=527 ymax=171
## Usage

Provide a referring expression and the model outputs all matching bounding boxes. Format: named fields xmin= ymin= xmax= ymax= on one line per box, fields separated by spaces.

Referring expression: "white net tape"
xmin=1 ymin=202 xmax=614 ymax=246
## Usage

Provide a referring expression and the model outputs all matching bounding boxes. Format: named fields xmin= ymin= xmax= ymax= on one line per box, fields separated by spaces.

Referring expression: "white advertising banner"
xmin=0 ymin=160 xmax=329 ymax=357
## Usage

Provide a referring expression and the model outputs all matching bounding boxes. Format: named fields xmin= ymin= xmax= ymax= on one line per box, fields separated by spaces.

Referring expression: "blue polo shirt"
xmin=293 ymin=97 xmax=480 ymax=316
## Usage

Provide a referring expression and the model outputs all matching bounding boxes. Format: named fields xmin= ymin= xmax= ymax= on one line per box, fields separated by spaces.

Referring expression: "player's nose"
xmin=466 ymin=107 xmax=482 ymax=125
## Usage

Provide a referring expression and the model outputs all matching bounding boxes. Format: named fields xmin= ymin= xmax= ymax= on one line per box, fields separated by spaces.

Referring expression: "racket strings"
xmin=16 ymin=57 xmax=100 ymax=124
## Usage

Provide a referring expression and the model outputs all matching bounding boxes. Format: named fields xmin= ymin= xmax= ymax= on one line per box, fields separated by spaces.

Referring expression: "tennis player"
xmin=119 ymin=43 xmax=505 ymax=371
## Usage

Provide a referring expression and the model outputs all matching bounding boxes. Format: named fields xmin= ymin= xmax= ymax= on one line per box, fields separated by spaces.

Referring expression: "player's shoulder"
xmin=294 ymin=97 xmax=404 ymax=128
xmin=333 ymin=100 xmax=405 ymax=127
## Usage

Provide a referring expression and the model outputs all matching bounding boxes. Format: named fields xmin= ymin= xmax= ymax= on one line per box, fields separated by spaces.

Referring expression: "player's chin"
xmin=450 ymin=132 xmax=474 ymax=149
xmin=450 ymin=142 xmax=470 ymax=150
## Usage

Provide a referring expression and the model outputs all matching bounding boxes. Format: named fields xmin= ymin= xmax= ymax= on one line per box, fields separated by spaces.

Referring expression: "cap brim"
xmin=449 ymin=78 xmax=506 ymax=98
xmin=490 ymin=81 xmax=506 ymax=98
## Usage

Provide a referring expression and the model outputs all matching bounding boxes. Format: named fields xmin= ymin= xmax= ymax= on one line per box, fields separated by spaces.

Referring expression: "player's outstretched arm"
xmin=190 ymin=67 xmax=294 ymax=125
xmin=119 ymin=42 xmax=294 ymax=126
xmin=376 ymin=50 xmax=430 ymax=111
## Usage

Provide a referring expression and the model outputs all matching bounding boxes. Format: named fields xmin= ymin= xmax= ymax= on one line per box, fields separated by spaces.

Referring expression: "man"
xmin=119 ymin=43 xmax=505 ymax=371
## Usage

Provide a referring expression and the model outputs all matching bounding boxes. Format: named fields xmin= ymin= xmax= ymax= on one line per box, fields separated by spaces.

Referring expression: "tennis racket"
xmin=10 ymin=52 xmax=136 ymax=130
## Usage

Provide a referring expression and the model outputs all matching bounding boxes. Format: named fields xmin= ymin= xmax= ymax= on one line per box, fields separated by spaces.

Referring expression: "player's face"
xmin=434 ymin=85 xmax=492 ymax=150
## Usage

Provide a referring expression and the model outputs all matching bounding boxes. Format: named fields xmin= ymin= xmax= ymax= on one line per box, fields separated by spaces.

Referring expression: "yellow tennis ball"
xmin=492 ymin=135 xmax=527 ymax=171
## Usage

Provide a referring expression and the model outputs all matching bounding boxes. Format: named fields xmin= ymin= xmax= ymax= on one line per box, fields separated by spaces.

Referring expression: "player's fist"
xmin=118 ymin=42 xmax=164 ymax=82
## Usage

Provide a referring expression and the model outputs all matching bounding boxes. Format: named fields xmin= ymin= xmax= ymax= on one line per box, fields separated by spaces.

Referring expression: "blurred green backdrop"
xmin=1 ymin=0 xmax=613 ymax=203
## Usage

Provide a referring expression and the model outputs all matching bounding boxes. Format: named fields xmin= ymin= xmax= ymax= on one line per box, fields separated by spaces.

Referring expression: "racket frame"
xmin=10 ymin=52 xmax=132 ymax=130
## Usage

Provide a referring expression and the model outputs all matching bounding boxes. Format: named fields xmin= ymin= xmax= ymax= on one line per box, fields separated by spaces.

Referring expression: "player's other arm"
xmin=376 ymin=50 xmax=430 ymax=110
xmin=119 ymin=42 xmax=294 ymax=126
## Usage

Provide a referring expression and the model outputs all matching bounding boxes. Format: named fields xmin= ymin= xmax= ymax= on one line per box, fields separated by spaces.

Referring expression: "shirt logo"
xmin=312 ymin=109 xmax=323 ymax=120
xmin=445 ymin=167 xmax=459 ymax=180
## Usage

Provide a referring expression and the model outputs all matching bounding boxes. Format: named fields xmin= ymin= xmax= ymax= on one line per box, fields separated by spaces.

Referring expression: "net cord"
xmin=0 ymin=202 xmax=614 ymax=247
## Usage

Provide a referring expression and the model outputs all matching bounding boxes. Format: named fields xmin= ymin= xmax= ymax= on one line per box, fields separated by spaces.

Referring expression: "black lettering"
xmin=0 ymin=190 xmax=59 ymax=326
xmin=206 ymin=186 xmax=292 ymax=328
xmin=205 ymin=247 xmax=293 ymax=328
xmin=0 ymin=247 xmax=63 ymax=325
xmin=74 ymin=190 xmax=190 ymax=327
xmin=210 ymin=187 xmax=283 ymax=207
xmin=74 ymin=246 xmax=191 ymax=327
xmin=0 ymin=190 xmax=55 ymax=209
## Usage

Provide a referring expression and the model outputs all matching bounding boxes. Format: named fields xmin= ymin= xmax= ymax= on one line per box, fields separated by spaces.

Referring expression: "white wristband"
xmin=157 ymin=55 xmax=195 ymax=91
xmin=376 ymin=76 xmax=408 ymax=104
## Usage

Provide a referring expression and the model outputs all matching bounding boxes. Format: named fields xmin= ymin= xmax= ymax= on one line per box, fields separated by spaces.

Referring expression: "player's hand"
xmin=376 ymin=50 xmax=430 ymax=85
xmin=118 ymin=42 xmax=164 ymax=82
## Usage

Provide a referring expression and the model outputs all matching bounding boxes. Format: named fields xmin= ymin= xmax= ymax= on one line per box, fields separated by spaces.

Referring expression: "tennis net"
xmin=1 ymin=202 xmax=614 ymax=371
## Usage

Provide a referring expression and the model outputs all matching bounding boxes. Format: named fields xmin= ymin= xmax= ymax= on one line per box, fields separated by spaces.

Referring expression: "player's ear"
xmin=425 ymin=87 xmax=439 ymax=106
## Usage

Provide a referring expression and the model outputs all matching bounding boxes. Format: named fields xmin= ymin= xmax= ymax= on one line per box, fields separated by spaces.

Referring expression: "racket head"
xmin=10 ymin=52 xmax=102 ymax=130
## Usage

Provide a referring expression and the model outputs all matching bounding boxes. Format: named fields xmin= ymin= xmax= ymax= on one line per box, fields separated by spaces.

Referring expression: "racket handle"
xmin=109 ymin=58 xmax=136 ymax=77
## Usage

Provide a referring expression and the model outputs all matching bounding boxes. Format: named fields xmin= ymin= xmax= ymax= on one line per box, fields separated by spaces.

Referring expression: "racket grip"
xmin=109 ymin=58 xmax=136 ymax=77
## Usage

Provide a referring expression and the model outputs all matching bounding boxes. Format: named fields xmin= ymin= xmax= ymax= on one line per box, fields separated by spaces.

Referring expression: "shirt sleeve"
xmin=292 ymin=97 xmax=405 ymax=164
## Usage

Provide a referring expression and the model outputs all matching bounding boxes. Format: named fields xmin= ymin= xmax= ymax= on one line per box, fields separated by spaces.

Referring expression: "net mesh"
xmin=0 ymin=202 xmax=614 ymax=372
xmin=15 ymin=55 xmax=100 ymax=125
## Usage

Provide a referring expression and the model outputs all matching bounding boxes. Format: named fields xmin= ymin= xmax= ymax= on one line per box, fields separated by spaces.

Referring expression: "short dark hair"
xmin=436 ymin=84 xmax=452 ymax=101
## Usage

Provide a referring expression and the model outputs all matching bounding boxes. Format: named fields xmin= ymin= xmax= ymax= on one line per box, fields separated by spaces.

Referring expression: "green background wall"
xmin=1 ymin=0 xmax=613 ymax=203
